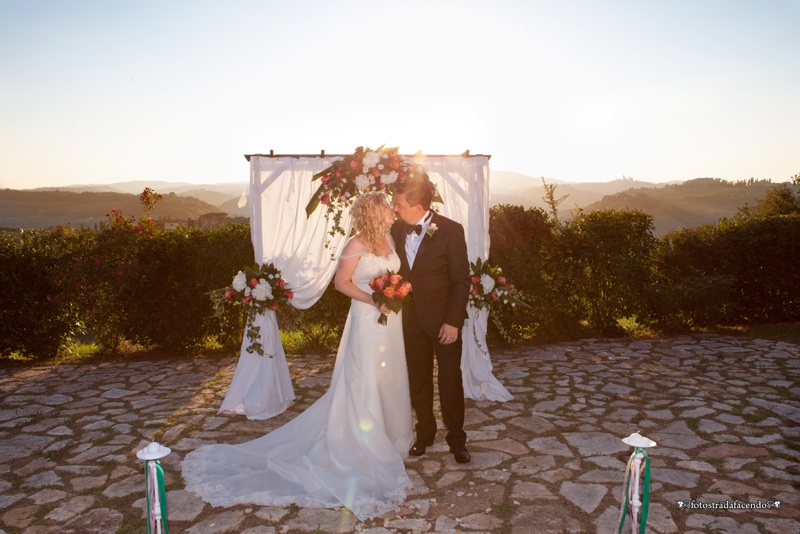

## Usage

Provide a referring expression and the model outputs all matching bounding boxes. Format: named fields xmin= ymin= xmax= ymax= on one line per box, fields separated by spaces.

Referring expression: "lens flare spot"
xmin=381 ymin=360 xmax=387 ymax=368
xmin=359 ymin=418 xmax=374 ymax=432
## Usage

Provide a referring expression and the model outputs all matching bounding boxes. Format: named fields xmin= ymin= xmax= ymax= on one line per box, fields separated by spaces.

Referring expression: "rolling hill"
xmin=3 ymin=175 xmax=787 ymax=234
xmin=580 ymin=178 xmax=781 ymax=235
xmin=0 ymin=190 xmax=226 ymax=230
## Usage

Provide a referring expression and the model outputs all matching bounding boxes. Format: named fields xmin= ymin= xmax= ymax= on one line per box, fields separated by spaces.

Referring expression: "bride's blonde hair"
xmin=350 ymin=192 xmax=390 ymax=255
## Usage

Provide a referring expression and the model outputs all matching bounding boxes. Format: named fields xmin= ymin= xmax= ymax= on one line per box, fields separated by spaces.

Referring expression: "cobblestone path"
xmin=1 ymin=334 xmax=798 ymax=533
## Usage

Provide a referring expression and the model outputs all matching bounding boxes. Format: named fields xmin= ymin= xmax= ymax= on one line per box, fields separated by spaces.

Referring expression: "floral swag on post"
xmin=468 ymin=258 xmax=531 ymax=344
xmin=209 ymin=263 xmax=293 ymax=357
xmin=305 ymin=145 xmax=442 ymax=237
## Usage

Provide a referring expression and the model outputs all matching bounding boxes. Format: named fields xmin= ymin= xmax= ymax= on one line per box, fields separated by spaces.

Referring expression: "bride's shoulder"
xmin=340 ymin=236 xmax=368 ymax=260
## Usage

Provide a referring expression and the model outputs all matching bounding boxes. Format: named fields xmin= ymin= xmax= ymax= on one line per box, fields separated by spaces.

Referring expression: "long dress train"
xmin=181 ymin=250 xmax=414 ymax=521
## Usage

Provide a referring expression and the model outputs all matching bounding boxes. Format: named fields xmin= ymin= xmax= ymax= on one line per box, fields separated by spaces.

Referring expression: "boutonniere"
xmin=426 ymin=223 xmax=438 ymax=237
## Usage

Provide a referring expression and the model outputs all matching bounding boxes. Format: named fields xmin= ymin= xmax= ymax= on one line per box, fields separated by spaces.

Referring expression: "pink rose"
xmin=284 ymin=289 xmax=294 ymax=299
xmin=497 ymin=276 xmax=506 ymax=284
xmin=388 ymin=159 xmax=400 ymax=170
xmin=335 ymin=167 xmax=344 ymax=178
xmin=370 ymin=167 xmax=381 ymax=178
xmin=276 ymin=278 xmax=286 ymax=288
xmin=383 ymin=287 xmax=395 ymax=298
xmin=471 ymin=287 xmax=480 ymax=295
xmin=492 ymin=293 xmax=499 ymax=301
xmin=250 ymin=278 xmax=259 ymax=288
xmin=320 ymin=174 xmax=331 ymax=184
xmin=242 ymin=295 xmax=253 ymax=304
xmin=350 ymin=160 xmax=360 ymax=170
xmin=320 ymin=194 xmax=331 ymax=205
xmin=507 ymin=284 xmax=515 ymax=290
xmin=389 ymin=274 xmax=402 ymax=286
xmin=269 ymin=302 xmax=279 ymax=311
xmin=471 ymin=276 xmax=480 ymax=284
xmin=224 ymin=290 xmax=235 ymax=300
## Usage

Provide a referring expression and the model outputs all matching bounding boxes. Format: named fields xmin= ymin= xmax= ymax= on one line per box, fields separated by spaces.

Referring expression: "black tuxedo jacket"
xmin=391 ymin=212 xmax=471 ymax=338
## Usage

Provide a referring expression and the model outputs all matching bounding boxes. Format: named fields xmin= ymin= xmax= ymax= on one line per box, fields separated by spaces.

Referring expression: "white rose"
xmin=383 ymin=171 xmax=398 ymax=185
xmin=355 ymin=174 xmax=371 ymax=190
xmin=362 ymin=151 xmax=381 ymax=168
xmin=252 ymin=280 xmax=273 ymax=301
xmin=480 ymin=274 xmax=496 ymax=294
xmin=232 ymin=271 xmax=247 ymax=292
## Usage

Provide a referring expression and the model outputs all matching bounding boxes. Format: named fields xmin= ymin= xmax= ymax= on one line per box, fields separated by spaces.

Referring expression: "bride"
xmin=181 ymin=192 xmax=414 ymax=521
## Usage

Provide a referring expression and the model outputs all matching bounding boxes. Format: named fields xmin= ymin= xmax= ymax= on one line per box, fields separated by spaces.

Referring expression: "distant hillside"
xmin=9 ymin=176 xmax=785 ymax=234
xmin=581 ymin=178 xmax=780 ymax=235
xmin=490 ymin=177 xmax=661 ymax=211
xmin=0 ymin=189 xmax=231 ymax=229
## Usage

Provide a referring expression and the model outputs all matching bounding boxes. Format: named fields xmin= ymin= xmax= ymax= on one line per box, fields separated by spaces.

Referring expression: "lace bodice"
xmin=353 ymin=251 xmax=401 ymax=294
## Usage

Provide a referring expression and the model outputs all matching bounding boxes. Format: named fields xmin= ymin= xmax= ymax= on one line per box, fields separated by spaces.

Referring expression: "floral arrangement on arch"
xmin=468 ymin=257 xmax=531 ymax=342
xmin=305 ymin=145 xmax=442 ymax=237
xmin=209 ymin=263 xmax=293 ymax=357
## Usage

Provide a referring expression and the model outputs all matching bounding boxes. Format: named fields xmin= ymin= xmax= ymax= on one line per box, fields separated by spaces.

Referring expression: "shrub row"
xmin=488 ymin=205 xmax=800 ymax=340
xmin=2 ymin=206 xmax=798 ymax=360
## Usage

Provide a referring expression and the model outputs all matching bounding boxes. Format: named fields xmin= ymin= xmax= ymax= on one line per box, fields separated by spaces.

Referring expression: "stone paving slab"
xmin=1 ymin=333 xmax=798 ymax=533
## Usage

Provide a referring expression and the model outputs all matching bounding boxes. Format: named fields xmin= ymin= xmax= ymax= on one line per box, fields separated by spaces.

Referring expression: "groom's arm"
xmin=444 ymin=221 xmax=471 ymax=329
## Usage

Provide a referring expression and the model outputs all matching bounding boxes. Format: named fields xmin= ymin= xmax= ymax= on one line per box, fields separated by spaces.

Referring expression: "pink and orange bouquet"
xmin=369 ymin=271 xmax=412 ymax=325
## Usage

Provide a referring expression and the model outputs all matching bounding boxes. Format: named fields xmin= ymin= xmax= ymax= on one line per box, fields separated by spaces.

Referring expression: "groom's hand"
xmin=438 ymin=324 xmax=458 ymax=345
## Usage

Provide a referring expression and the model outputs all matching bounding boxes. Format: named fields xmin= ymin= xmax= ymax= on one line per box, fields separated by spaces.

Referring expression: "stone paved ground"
xmin=1 ymin=333 xmax=798 ymax=534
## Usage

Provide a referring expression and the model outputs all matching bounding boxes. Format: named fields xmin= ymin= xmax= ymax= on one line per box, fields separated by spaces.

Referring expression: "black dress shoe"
xmin=409 ymin=439 xmax=434 ymax=456
xmin=449 ymin=446 xmax=471 ymax=464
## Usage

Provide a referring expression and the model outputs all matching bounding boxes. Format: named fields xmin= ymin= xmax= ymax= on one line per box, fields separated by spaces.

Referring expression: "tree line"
xmin=1 ymin=177 xmax=798 ymax=361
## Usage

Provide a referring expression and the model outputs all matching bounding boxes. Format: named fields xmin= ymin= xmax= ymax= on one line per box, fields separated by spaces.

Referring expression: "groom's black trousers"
xmin=403 ymin=301 xmax=467 ymax=450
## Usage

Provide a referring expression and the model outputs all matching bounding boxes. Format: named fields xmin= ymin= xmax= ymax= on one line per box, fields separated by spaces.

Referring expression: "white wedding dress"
xmin=182 ymin=250 xmax=414 ymax=521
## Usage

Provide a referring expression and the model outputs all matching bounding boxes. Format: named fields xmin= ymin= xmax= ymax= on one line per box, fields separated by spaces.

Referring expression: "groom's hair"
xmin=395 ymin=177 xmax=434 ymax=210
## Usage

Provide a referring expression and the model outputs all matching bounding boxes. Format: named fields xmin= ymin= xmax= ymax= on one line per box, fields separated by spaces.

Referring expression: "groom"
xmin=391 ymin=176 xmax=472 ymax=464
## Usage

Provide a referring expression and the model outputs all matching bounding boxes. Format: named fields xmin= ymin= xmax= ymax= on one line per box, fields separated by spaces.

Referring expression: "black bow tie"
xmin=406 ymin=224 xmax=423 ymax=235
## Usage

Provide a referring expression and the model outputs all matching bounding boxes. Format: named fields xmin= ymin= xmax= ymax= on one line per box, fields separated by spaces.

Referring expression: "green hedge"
xmin=0 ymin=227 xmax=86 ymax=358
xmin=2 ymin=206 xmax=798 ymax=361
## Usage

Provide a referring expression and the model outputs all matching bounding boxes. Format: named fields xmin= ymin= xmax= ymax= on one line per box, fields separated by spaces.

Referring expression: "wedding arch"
xmin=218 ymin=149 xmax=513 ymax=420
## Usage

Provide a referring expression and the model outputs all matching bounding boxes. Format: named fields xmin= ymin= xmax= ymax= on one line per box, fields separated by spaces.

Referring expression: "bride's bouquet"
xmin=369 ymin=271 xmax=412 ymax=325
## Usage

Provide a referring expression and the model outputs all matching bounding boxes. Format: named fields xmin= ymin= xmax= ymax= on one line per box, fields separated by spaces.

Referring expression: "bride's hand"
xmin=376 ymin=303 xmax=389 ymax=314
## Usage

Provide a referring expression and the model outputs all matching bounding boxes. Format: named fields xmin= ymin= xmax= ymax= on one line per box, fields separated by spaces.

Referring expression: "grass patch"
xmin=178 ymin=422 xmax=203 ymax=438
xmin=491 ymin=500 xmax=517 ymax=521
xmin=3 ymin=322 xmax=798 ymax=370
xmin=684 ymin=418 xmax=700 ymax=432
xmin=45 ymin=442 xmax=74 ymax=462
xmin=116 ymin=519 xmax=145 ymax=534
xmin=705 ymin=322 xmax=800 ymax=345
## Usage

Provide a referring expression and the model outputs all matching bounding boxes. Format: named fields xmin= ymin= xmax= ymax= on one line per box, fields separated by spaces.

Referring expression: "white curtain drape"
xmin=219 ymin=154 xmax=511 ymax=420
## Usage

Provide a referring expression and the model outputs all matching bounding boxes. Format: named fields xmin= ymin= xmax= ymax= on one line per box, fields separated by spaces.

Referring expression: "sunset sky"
xmin=1 ymin=0 xmax=798 ymax=190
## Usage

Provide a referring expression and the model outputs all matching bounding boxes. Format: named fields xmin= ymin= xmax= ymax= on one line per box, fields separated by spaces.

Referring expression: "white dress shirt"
xmin=405 ymin=211 xmax=432 ymax=269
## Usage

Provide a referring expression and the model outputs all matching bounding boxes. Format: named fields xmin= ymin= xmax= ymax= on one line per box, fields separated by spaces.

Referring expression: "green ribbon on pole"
xmin=145 ymin=459 xmax=168 ymax=534
xmin=617 ymin=447 xmax=650 ymax=534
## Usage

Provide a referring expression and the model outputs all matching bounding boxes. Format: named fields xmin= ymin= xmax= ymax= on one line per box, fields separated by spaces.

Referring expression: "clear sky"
xmin=1 ymin=0 xmax=798 ymax=190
